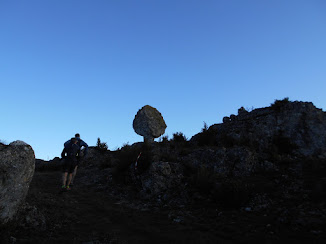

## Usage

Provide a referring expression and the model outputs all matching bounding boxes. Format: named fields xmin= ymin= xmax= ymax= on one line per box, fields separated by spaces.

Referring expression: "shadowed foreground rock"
xmin=133 ymin=105 xmax=167 ymax=143
xmin=0 ymin=141 xmax=35 ymax=225
xmin=138 ymin=161 xmax=183 ymax=197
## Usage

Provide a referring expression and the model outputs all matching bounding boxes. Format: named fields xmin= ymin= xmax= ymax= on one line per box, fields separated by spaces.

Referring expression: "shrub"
xmin=197 ymin=122 xmax=217 ymax=147
xmin=96 ymin=138 xmax=108 ymax=151
xmin=112 ymin=143 xmax=152 ymax=183
xmin=172 ymin=132 xmax=187 ymax=143
xmin=158 ymin=135 xmax=169 ymax=143
xmin=202 ymin=121 xmax=208 ymax=133
xmin=246 ymin=106 xmax=255 ymax=112
xmin=114 ymin=145 xmax=138 ymax=171
xmin=271 ymin=97 xmax=290 ymax=111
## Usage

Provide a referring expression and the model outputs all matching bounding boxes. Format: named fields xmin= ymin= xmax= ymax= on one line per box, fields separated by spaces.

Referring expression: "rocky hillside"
xmin=1 ymin=99 xmax=326 ymax=243
xmin=192 ymin=99 xmax=326 ymax=157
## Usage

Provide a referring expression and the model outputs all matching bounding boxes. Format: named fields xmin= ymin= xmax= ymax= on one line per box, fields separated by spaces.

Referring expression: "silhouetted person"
xmin=64 ymin=133 xmax=88 ymax=186
xmin=61 ymin=137 xmax=80 ymax=190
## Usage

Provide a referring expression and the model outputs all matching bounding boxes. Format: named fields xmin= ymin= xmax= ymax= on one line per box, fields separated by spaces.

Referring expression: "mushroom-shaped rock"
xmin=133 ymin=105 xmax=167 ymax=143
xmin=0 ymin=141 xmax=35 ymax=225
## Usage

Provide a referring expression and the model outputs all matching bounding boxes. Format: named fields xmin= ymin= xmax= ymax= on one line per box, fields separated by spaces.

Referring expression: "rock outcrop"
xmin=188 ymin=100 xmax=326 ymax=177
xmin=138 ymin=161 xmax=183 ymax=197
xmin=133 ymin=105 xmax=167 ymax=143
xmin=182 ymin=147 xmax=257 ymax=177
xmin=192 ymin=100 xmax=326 ymax=157
xmin=0 ymin=141 xmax=35 ymax=225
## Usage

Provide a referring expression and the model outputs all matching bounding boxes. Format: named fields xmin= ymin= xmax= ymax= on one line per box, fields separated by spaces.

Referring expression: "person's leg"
xmin=62 ymin=159 xmax=69 ymax=188
xmin=71 ymin=166 xmax=78 ymax=185
xmin=62 ymin=172 xmax=68 ymax=188
xmin=67 ymin=173 xmax=73 ymax=190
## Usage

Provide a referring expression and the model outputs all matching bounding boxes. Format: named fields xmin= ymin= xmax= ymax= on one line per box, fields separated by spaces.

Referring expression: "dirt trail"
xmin=15 ymin=170 xmax=225 ymax=244
xmin=7 ymin=169 xmax=325 ymax=244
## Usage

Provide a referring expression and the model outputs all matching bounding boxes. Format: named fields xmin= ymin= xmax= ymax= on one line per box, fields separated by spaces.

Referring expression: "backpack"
xmin=62 ymin=142 xmax=79 ymax=159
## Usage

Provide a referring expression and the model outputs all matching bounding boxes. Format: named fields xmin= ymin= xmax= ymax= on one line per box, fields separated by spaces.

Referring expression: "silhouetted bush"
xmin=271 ymin=97 xmax=290 ymax=112
xmin=172 ymin=132 xmax=187 ymax=143
xmin=96 ymin=137 xmax=108 ymax=151
xmin=202 ymin=121 xmax=208 ymax=132
xmin=114 ymin=145 xmax=139 ymax=172
xmin=112 ymin=143 xmax=153 ymax=183
xmin=158 ymin=135 xmax=169 ymax=143
xmin=195 ymin=122 xmax=217 ymax=147
xmin=168 ymin=132 xmax=189 ymax=152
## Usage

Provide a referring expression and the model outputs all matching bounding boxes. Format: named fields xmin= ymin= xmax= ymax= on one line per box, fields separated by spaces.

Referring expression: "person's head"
xmin=71 ymin=137 xmax=78 ymax=144
xmin=75 ymin=133 xmax=80 ymax=139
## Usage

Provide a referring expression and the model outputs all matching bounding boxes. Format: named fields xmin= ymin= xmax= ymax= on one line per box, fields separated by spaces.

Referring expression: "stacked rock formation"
xmin=133 ymin=105 xmax=167 ymax=143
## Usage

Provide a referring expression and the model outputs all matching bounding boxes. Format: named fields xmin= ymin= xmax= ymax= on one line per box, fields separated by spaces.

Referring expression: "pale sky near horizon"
xmin=1 ymin=0 xmax=325 ymax=160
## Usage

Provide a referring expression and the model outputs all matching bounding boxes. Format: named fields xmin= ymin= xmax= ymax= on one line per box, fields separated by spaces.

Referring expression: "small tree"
xmin=201 ymin=121 xmax=208 ymax=133
xmin=159 ymin=135 xmax=169 ymax=143
xmin=271 ymin=97 xmax=290 ymax=111
xmin=197 ymin=122 xmax=217 ymax=147
xmin=96 ymin=137 xmax=108 ymax=151
xmin=172 ymin=132 xmax=187 ymax=143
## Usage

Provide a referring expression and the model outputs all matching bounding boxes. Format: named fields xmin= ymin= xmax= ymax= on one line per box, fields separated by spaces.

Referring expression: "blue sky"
xmin=1 ymin=0 xmax=325 ymax=160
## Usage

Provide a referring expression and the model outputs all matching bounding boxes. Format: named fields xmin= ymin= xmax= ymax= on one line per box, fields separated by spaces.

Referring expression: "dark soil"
xmin=2 ymin=167 xmax=326 ymax=244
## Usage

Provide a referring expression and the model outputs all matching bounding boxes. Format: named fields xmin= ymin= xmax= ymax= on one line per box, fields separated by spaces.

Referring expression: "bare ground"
xmin=2 ymin=167 xmax=326 ymax=244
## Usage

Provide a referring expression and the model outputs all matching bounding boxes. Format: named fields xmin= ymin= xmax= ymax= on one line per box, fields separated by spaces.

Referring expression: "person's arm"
xmin=61 ymin=148 xmax=67 ymax=159
xmin=80 ymin=140 xmax=88 ymax=156
xmin=75 ymin=144 xmax=81 ymax=161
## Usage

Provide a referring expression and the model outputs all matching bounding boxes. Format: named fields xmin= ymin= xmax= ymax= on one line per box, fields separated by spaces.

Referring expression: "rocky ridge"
xmin=1 ymin=99 xmax=326 ymax=243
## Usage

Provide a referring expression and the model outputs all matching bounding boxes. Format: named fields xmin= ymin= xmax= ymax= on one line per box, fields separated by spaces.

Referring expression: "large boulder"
xmin=0 ymin=141 xmax=35 ymax=224
xmin=138 ymin=161 xmax=183 ymax=196
xmin=133 ymin=105 xmax=167 ymax=143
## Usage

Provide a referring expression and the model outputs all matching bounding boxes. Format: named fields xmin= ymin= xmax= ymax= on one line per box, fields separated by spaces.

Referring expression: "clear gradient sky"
xmin=1 ymin=0 xmax=325 ymax=160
